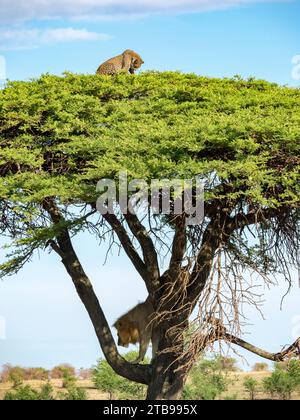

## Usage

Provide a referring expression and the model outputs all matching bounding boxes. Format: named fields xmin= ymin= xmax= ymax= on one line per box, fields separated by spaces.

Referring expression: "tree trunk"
xmin=146 ymin=314 xmax=189 ymax=400
xmin=147 ymin=349 xmax=186 ymax=400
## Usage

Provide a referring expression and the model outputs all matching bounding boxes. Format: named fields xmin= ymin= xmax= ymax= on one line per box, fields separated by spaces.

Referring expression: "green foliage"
xmin=92 ymin=352 xmax=147 ymax=399
xmin=1 ymin=72 xmax=299 ymax=202
xmin=286 ymin=360 xmax=300 ymax=384
xmin=0 ymin=73 xmax=299 ymax=279
xmin=4 ymin=385 xmax=40 ymax=400
xmin=263 ymin=371 xmax=293 ymax=400
xmin=4 ymin=381 xmax=86 ymax=400
xmin=243 ymin=376 xmax=259 ymax=400
xmin=8 ymin=367 xmax=25 ymax=388
xmin=263 ymin=361 xmax=300 ymax=400
xmin=4 ymin=382 xmax=54 ymax=400
xmin=61 ymin=369 xmax=77 ymax=389
xmin=52 ymin=366 xmax=86 ymax=399
xmin=183 ymin=356 xmax=228 ymax=400
xmin=38 ymin=382 xmax=55 ymax=400
xmin=59 ymin=386 xmax=87 ymax=401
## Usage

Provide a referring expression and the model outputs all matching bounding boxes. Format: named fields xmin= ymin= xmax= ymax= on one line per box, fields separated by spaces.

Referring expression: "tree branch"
xmin=43 ymin=198 xmax=151 ymax=385
xmin=187 ymin=220 xmax=222 ymax=307
xmin=225 ymin=207 xmax=287 ymax=235
xmin=124 ymin=212 xmax=160 ymax=293
xmin=223 ymin=333 xmax=300 ymax=362
xmin=169 ymin=215 xmax=187 ymax=277
xmin=102 ymin=212 xmax=150 ymax=288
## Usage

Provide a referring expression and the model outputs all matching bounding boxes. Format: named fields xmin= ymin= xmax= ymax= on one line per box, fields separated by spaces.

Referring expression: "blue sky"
xmin=0 ymin=0 xmax=300 ymax=371
xmin=0 ymin=0 xmax=299 ymax=85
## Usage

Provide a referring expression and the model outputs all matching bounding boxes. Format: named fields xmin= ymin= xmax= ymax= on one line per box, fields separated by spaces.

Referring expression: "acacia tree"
xmin=0 ymin=72 xmax=299 ymax=399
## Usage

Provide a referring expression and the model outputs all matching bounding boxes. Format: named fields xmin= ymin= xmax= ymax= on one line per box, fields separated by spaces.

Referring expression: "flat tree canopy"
xmin=0 ymin=72 xmax=299 ymax=399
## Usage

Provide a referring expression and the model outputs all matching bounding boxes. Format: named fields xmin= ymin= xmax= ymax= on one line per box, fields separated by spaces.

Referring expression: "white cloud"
xmin=0 ymin=27 xmax=112 ymax=51
xmin=0 ymin=0 xmax=287 ymax=24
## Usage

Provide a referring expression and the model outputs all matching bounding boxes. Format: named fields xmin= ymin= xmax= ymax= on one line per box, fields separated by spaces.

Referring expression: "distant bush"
xmin=4 ymin=383 xmax=54 ymax=400
xmin=25 ymin=367 xmax=49 ymax=381
xmin=62 ymin=370 xmax=77 ymax=389
xmin=4 ymin=385 xmax=40 ymax=400
xmin=0 ymin=364 xmax=14 ymax=383
xmin=252 ymin=363 xmax=269 ymax=372
xmin=1 ymin=364 xmax=49 ymax=383
xmin=216 ymin=356 xmax=239 ymax=372
xmin=92 ymin=352 xmax=147 ymax=400
xmin=183 ymin=356 xmax=228 ymax=400
xmin=4 ymin=381 xmax=87 ymax=400
xmin=8 ymin=367 xmax=25 ymax=388
xmin=38 ymin=382 xmax=55 ymax=400
xmin=78 ymin=368 xmax=92 ymax=380
xmin=263 ymin=361 xmax=300 ymax=400
xmin=50 ymin=364 xmax=76 ymax=379
xmin=243 ymin=377 xmax=259 ymax=400
xmin=263 ymin=370 xmax=293 ymax=400
xmin=286 ymin=360 xmax=300 ymax=384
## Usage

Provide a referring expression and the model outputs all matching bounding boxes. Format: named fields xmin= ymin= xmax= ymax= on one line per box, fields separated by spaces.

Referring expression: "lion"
xmin=96 ymin=49 xmax=144 ymax=75
xmin=113 ymin=296 xmax=158 ymax=363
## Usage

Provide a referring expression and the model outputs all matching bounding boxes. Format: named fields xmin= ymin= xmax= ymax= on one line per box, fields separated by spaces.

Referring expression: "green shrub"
xmin=252 ymin=363 xmax=269 ymax=372
xmin=263 ymin=360 xmax=300 ymax=400
xmin=62 ymin=370 xmax=77 ymax=389
xmin=4 ymin=381 xmax=86 ymax=400
xmin=4 ymin=385 xmax=41 ymax=400
xmin=263 ymin=370 xmax=293 ymax=400
xmin=38 ymin=382 xmax=55 ymax=400
xmin=60 ymin=387 xmax=87 ymax=400
xmin=183 ymin=356 xmax=228 ymax=400
xmin=286 ymin=360 xmax=300 ymax=385
xmin=8 ymin=367 xmax=25 ymax=388
xmin=243 ymin=377 xmax=259 ymax=400
xmin=92 ymin=352 xmax=147 ymax=400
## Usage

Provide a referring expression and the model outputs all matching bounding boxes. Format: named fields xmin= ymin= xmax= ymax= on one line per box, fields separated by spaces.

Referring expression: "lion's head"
xmin=114 ymin=318 xmax=139 ymax=347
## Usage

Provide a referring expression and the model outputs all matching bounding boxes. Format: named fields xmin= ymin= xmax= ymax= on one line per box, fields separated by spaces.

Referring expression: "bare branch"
xmin=102 ymin=212 xmax=149 ymax=288
xmin=223 ymin=333 xmax=300 ymax=362
xmin=124 ymin=212 xmax=160 ymax=292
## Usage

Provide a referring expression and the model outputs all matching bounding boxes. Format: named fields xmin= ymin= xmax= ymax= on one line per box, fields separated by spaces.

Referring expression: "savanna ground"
xmin=1 ymin=371 xmax=299 ymax=400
